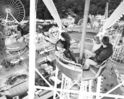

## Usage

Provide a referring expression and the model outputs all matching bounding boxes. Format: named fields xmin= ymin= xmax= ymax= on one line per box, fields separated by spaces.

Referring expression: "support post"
xmin=79 ymin=0 xmax=91 ymax=63
xmin=96 ymin=76 xmax=102 ymax=99
xmin=28 ymin=0 xmax=36 ymax=99
xmin=104 ymin=2 xmax=109 ymax=19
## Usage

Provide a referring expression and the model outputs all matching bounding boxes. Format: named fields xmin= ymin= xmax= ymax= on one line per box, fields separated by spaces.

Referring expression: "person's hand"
xmin=55 ymin=51 xmax=61 ymax=56
xmin=84 ymin=49 xmax=94 ymax=58
xmin=91 ymin=52 xmax=96 ymax=57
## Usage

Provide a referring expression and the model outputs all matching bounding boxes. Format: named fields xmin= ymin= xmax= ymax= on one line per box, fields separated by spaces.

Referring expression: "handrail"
xmin=90 ymin=58 xmax=110 ymax=79
xmin=39 ymin=48 xmax=55 ymax=55
xmin=94 ymin=58 xmax=109 ymax=69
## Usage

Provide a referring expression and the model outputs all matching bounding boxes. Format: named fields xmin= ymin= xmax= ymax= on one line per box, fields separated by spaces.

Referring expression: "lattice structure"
xmin=0 ymin=0 xmax=25 ymax=23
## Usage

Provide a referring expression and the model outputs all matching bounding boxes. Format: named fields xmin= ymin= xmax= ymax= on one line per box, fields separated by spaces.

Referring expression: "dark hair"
xmin=55 ymin=40 xmax=64 ymax=51
xmin=102 ymin=36 xmax=109 ymax=45
xmin=61 ymin=32 xmax=71 ymax=49
xmin=17 ymin=25 xmax=22 ymax=31
xmin=55 ymin=39 xmax=70 ymax=51
xmin=61 ymin=32 xmax=71 ymax=42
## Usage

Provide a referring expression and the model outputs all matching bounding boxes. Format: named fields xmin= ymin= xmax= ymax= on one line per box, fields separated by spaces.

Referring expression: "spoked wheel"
xmin=0 ymin=0 xmax=25 ymax=23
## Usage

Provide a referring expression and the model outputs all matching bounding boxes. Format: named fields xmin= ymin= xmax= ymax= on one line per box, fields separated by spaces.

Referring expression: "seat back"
xmin=56 ymin=56 xmax=82 ymax=81
xmin=90 ymin=58 xmax=110 ymax=78
xmin=99 ymin=58 xmax=109 ymax=66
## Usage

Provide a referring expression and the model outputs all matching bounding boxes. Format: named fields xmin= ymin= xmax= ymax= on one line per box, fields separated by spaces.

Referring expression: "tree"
xmin=21 ymin=0 xmax=122 ymax=19
xmin=108 ymin=0 xmax=121 ymax=15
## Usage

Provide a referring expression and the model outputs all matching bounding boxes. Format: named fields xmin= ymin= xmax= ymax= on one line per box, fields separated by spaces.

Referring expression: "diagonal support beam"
xmin=35 ymin=68 xmax=52 ymax=87
xmin=100 ymin=81 xmax=124 ymax=98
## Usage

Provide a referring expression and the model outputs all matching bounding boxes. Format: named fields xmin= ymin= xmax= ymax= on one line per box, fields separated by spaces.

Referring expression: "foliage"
xmin=21 ymin=0 xmax=122 ymax=19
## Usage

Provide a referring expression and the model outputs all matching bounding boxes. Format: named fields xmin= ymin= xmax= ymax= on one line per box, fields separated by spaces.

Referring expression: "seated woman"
xmin=84 ymin=36 xmax=113 ymax=70
xmin=55 ymin=32 xmax=77 ymax=63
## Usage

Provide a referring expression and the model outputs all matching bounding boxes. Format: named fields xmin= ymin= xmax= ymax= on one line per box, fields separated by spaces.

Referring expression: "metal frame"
xmin=35 ymin=65 xmax=124 ymax=99
xmin=3 ymin=0 xmax=25 ymax=24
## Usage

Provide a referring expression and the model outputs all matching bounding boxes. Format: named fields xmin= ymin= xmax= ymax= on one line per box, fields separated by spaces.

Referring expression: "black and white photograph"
xmin=0 ymin=0 xmax=124 ymax=99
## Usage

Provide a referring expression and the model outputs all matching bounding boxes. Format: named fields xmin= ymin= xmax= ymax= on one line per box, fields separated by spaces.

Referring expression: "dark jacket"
xmin=63 ymin=49 xmax=77 ymax=63
xmin=90 ymin=43 xmax=113 ymax=64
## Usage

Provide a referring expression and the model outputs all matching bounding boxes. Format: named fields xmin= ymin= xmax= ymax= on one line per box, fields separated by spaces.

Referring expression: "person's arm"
xmin=84 ymin=49 xmax=96 ymax=58
xmin=64 ymin=50 xmax=77 ymax=63
xmin=94 ymin=46 xmax=102 ymax=55
xmin=69 ymin=51 xmax=77 ymax=63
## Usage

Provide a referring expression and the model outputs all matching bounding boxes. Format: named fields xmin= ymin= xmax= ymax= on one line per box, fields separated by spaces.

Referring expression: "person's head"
xmin=60 ymin=32 xmax=71 ymax=42
xmin=55 ymin=40 xmax=65 ymax=52
xmin=102 ymin=36 xmax=110 ymax=47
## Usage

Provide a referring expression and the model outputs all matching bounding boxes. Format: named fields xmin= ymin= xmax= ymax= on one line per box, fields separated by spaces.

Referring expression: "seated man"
xmin=84 ymin=36 xmax=113 ymax=70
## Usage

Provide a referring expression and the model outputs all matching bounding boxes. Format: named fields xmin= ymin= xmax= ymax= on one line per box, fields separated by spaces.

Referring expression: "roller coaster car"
xmin=56 ymin=56 xmax=108 ymax=81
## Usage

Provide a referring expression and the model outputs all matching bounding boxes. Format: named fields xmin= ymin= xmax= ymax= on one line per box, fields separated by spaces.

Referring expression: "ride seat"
xmin=56 ymin=55 xmax=82 ymax=81
xmin=90 ymin=58 xmax=110 ymax=78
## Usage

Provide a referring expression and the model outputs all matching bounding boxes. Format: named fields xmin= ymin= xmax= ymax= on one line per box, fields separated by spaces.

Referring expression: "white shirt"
xmin=92 ymin=43 xmax=101 ymax=52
